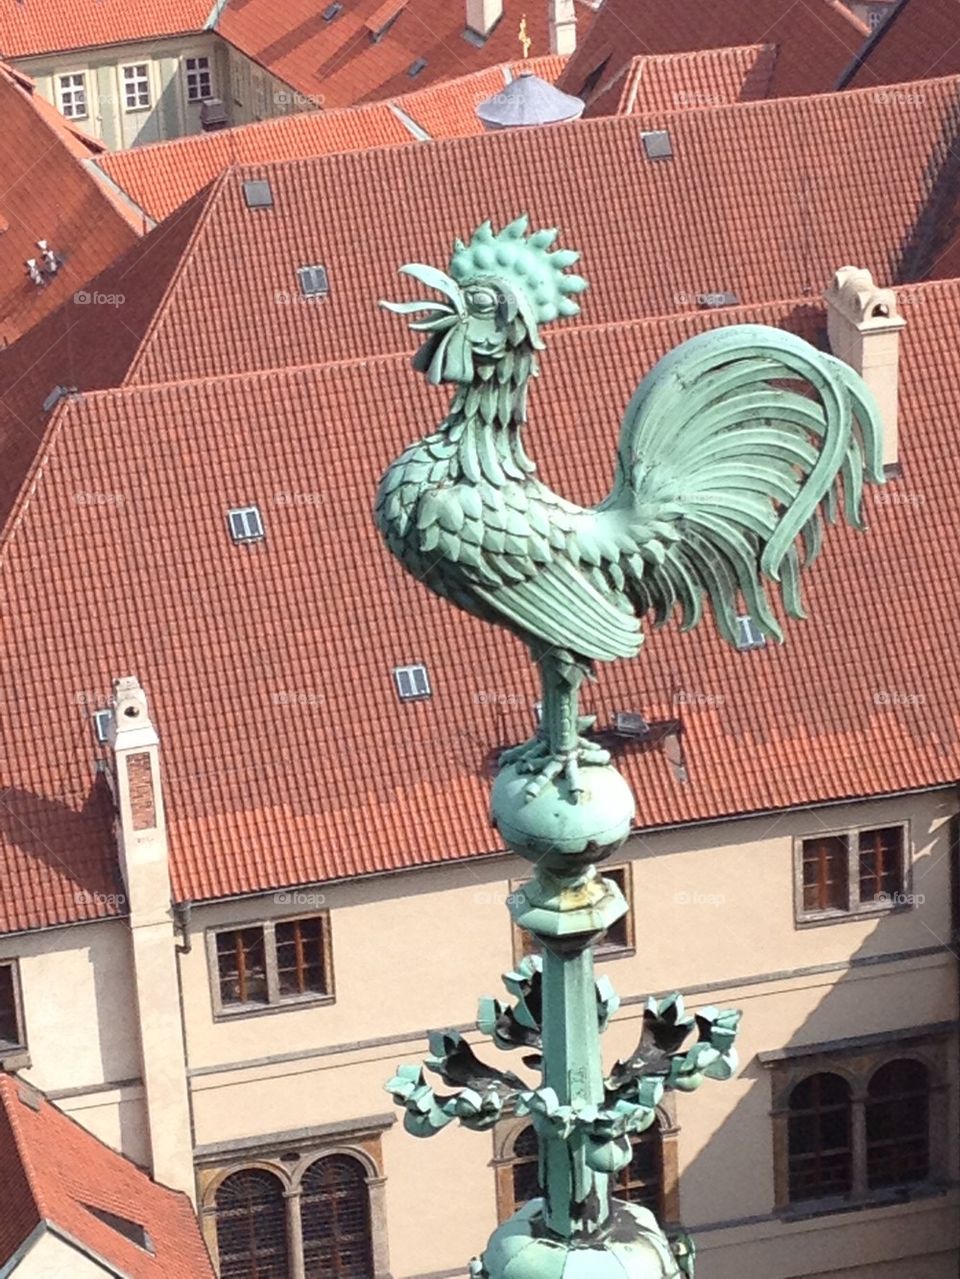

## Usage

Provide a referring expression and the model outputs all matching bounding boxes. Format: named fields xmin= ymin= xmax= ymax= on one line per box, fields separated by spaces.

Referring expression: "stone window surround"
xmin=510 ymin=861 xmax=636 ymax=966
xmin=184 ymin=55 xmax=213 ymax=103
xmin=205 ymin=911 xmax=335 ymax=1022
xmin=0 ymin=958 xmax=29 ymax=1071
xmin=197 ymin=1115 xmax=392 ymax=1279
xmin=793 ymin=819 xmax=912 ymax=926
xmin=120 ymin=62 xmax=152 ymax=112
xmin=490 ymin=1098 xmax=680 ymax=1226
xmin=764 ymin=1027 xmax=952 ymax=1215
xmin=56 ymin=71 xmax=88 ymax=120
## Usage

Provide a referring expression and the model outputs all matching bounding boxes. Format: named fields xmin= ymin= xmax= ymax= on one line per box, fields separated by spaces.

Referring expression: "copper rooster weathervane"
xmin=376 ymin=216 xmax=883 ymax=1278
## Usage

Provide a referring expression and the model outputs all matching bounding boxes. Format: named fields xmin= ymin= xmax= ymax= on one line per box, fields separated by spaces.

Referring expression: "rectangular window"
xmin=796 ymin=823 xmax=908 ymax=923
xmin=211 ymin=915 xmax=332 ymax=1015
xmin=227 ymin=505 xmax=265 ymax=542
xmin=0 ymin=963 xmax=25 ymax=1050
xmin=184 ymin=55 xmax=213 ymax=102
xmin=57 ymin=72 xmax=88 ymax=120
xmin=122 ymin=63 xmax=151 ymax=111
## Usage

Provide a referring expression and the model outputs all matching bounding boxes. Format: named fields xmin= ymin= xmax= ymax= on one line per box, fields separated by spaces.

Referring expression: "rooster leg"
xmin=498 ymin=651 xmax=610 ymax=801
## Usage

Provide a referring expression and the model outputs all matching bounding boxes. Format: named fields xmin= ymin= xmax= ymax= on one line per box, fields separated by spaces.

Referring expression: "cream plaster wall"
xmin=9 ymin=1229 xmax=112 ymax=1278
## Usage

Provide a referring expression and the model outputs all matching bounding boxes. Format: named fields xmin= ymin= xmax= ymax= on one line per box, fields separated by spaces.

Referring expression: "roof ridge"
xmin=0 ymin=397 xmax=74 ymax=567
xmin=121 ymin=173 xmax=231 ymax=389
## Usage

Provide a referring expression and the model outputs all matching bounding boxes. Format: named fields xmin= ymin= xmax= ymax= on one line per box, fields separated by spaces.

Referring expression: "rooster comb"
xmin=448 ymin=215 xmax=587 ymax=323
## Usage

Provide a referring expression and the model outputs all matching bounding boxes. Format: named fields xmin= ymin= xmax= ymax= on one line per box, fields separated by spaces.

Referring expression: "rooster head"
xmin=380 ymin=215 xmax=587 ymax=385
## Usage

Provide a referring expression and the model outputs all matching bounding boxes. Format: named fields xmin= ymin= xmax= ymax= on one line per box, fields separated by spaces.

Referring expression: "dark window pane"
xmin=301 ymin=1155 xmax=373 ymax=1278
xmin=0 ymin=965 xmax=21 ymax=1046
xmin=801 ymin=836 xmax=849 ymax=912
xmin=276 ymin=917 xmax=327 ymax=996
xmin=615 ymin=1121 xmax=663 ymax=1216
xmin=788 ymin=1073 xmax=852 ymax=1201
xmin=217 ymin=928 xmax=268 ymax=1005
xmin=858 ymin=827 xmax=904 ymax=904
xmin=215 ymin=1169 xmax=288 ymax=1279
xmin=866 ymin=1059 xmax=930 ymax=1188
xmin=510 ymin=1125 xmax=541 ymax=1209
xmin=599 ymin=866 xmax=631 ymax=951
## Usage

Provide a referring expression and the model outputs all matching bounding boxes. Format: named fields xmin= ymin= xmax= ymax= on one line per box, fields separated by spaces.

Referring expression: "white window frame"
xmin=793 ymin=820 xmax=911 ymax=926
xmin=92 ymin=708 xmax=113 ymax=744
xmin=227 ymin=506 xmax=265 ymax=543
xmin=121 ymin=63 xmax=151 ymax=112
xmin=57 ymin=72 xmax=88 ymax=120
xmin=394 ymin=664 xmax=430 ymax=700
xmin=184 ymin=54 xmax=213 ymax=103
xmin=736 ymin=613 xmax=766 ymax=651
xmin=297 ymin=265 xmax=329 ymax=299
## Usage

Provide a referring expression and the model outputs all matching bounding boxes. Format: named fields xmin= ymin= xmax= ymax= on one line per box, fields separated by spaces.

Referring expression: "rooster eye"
xmin=466 ymin=287 xmax=499 ymax=316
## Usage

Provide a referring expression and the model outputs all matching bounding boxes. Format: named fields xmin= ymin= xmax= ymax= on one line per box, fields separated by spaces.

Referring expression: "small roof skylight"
xmin=322 ymin=1 xmax=343 ymax=18
xmin=613 ymin=710 xmax=650 ymax=739
xmin=640 ymin=130 xmax=673 ymax=161
xmin=297 ymin=264 xmax=329 ymax=299
xmin=84 ymin=1205 xmax=154 ymax=1254
xmin=394 ymin=663 xmax=431 ymax=700
xmin=227 ymin=505 xmax=265 ymax=543
xmin=407 ymin=57 xmax=428 ymax=78
xmin=736 ymin=614 xmax=767 ymax=652
xmin=92 ymin=708 xmax=112 ymax=744
xmin=242 ymin=179 xmax=274 ymax=210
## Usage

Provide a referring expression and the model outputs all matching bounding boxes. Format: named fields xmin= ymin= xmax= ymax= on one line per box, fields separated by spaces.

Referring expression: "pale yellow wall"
xmin=11 ymin=1228 xmax=112 ymax=1277
xmin=180 ymin=789 xmax=960 ymax=1278
xmin=15 ymin=32 xmax=230 ymax=149
xmin=224 ymin=42 xmax=316 ymax=125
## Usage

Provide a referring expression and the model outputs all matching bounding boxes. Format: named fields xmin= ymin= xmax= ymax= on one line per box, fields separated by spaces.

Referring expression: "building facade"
xmin=1 ymin=691 xmax=956 ymax=1278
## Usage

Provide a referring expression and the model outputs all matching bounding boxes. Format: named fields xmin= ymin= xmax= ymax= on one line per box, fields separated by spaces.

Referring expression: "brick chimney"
xmin=466 ymin=0 xmax=503 ymax=38
xmin=549 ymin=0 xmax=577 ymax=54
xmin=825 ymin=266 xmax=906 ymax=471
xmin=108 ymin=677 xmax=194 ymax=1202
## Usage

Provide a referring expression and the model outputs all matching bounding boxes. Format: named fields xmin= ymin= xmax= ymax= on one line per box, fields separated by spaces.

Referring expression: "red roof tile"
xmin=0 ymin=64 xmax=139 ymax=346
xmin=0 ymin=1075 xmax=214 ymax=1276
xmin=95 ymin=56 xmax=565 ymax=224
xmin=557 ymin=0 xmax=867 ymax=108
xmin=841 ymin=0 xmax=960 ymax=89
xmin=216 ymin=0 xmax=581 ymax=108
xmin=0 ymin=0 xmax=210 ymax=58
xmin=588 ymin=45 xmax=778 ymax=118
xmin=0 ymin=283 xmax=957 ymax=921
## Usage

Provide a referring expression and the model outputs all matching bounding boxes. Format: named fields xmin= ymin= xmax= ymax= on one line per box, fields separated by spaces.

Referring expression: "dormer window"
xmin=227 ymin=506 xmax=265 ymax=543
xmin=394 ymin=664 xmax=430 ymax=700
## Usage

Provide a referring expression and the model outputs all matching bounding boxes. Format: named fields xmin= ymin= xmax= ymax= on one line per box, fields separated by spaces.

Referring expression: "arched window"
xmin=866 ymin=1059 xmax=930 ymax=1189
xmin=301 ymin=1154 xmax=374 ymax=1278
xmin=214 ymin=1168 xmax=288 ymax=1279
xmin=788 ymin=1073 xmax=853 ymax=1202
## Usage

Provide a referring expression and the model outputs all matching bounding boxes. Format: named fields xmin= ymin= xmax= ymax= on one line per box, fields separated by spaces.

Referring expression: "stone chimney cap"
xmin=825 ymin=265 xmax=905 ymax=330
xmin=109 ymin=676 xmax=157 ymax=748
xmin=476 ymin=72 xmax=585 ymax=129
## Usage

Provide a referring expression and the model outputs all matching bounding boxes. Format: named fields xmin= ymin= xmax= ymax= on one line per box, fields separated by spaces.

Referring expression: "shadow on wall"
xmin=666 ymin=807 xmax=959 ymax=1279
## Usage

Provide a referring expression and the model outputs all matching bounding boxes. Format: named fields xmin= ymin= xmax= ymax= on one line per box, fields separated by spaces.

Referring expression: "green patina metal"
xmin=376 ymin=217 xmax=883 ymax=1277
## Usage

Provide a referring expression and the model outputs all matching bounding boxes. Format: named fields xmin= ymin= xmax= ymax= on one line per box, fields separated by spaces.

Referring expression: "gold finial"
xmin=518 ymin=13 xmax=531 ymax=58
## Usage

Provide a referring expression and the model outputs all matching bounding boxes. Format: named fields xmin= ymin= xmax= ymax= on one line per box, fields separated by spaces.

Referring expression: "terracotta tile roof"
xmin=840 ymin=0 xmax=960 ymax=89
xmin=0 ymin=282 xmax=958 ymax=922
xmin=215 ymin=0 xmax=581 ymax=108
xmin=557 ymin=0 xmax=868 ymax=109
xmin=116 ymin=78 xmax=960 ymax=386
xmin=0 ymin=0 xmax=210 ymax=58
xmin=0 ymin=64 xmax=140 ymax=347
xmin=95 ymin=56 xmax=565 ymax=224
xmin=0 ymin=1075 xmax=214 ymax=1275
xmin=587 ymin=45 xmax=778 ymax=118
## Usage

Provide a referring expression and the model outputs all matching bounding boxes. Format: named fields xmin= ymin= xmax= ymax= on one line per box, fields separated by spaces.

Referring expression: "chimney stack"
xmin=549 ymin=0 xmax=577 ymax=54
xmin=465 ymin=0 xmax=503 ymax=38
xmin=825 ymin=266 xmax=906 ymax=471
xmin=108 ymin=677 xmax=194 ymax=1203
